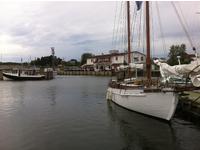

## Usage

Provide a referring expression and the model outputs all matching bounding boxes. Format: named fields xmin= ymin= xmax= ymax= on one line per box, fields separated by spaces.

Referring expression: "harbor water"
xmin=0 ymin=76 xmax=200 ymax=150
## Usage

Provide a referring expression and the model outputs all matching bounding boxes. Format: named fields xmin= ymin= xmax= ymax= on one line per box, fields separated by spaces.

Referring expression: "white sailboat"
xmin=106 ymin=87 xmax=178 ymax=120
xmin=106 ymin=1 xmax=199 ymax=121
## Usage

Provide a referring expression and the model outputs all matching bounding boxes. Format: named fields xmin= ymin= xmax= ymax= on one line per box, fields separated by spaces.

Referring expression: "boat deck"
xmin=108 ymin=79 xmax=200 ymax=93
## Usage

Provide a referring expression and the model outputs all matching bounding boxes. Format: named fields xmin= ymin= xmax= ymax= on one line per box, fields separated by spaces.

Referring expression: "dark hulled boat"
xmin=3 ymin=72 xmax=45 ymax=81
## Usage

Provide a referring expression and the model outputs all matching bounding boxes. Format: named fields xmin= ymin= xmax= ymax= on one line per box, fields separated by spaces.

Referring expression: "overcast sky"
xmin=0 ymin=1 xmax=199 ymax=62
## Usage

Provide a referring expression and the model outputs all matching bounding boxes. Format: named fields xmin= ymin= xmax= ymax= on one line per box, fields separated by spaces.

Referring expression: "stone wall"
xmin=58 ymin=71 xmax=112 ymax=76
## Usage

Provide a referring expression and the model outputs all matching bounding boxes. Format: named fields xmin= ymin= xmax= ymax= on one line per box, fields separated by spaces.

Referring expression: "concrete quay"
xmin=58 ymin=70 xmax=112 ymax=76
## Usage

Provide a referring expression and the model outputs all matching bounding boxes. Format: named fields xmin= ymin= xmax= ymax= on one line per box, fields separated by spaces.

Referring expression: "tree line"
xmin=167 ymin=43 xmax=192 ymax=65
xmin=0 ymin=44 xmax=193 ymax=67
xmin=30 ymin=55 xmax=62 ymax=67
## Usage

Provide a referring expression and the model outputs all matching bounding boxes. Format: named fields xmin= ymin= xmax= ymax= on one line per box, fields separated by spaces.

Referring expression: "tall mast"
xmin=146 ymin=1 xmax=151 ymax=81
xmin=127 ymin=1 xmax=131 ymax=64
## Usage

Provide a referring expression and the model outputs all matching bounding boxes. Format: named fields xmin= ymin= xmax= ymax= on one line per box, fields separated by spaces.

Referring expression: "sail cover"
xmin=154 ymin=59 xmax=200 ymax=87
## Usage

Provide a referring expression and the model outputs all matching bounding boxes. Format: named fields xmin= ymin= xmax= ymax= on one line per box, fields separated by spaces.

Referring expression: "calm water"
xmin=0 ymin=76 xmax=200 ymax=150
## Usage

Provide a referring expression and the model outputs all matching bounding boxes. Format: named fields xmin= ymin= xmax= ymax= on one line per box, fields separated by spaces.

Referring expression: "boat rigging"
xmin=106 ymin=1 xmax=200 ymax=121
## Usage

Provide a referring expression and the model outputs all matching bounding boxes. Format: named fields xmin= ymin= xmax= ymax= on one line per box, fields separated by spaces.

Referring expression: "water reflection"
xmin=15 ymin=83 xmax=25 ymax=105
xmin=107 ymin=101 xmax=179 ymax=150
xmin=47 ymin=86 xmax=57 ymax=106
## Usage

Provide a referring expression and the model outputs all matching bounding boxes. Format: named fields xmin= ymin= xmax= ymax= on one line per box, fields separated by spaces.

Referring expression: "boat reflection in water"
xmin=107 ymin=101 xmax=179 ymax=150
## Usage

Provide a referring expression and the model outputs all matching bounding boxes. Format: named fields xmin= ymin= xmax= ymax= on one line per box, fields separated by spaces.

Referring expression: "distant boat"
xmin=3 ymin=69 xmax=45 ymax=81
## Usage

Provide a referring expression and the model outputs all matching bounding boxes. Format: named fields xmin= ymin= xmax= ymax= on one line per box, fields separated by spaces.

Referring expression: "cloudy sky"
xmin=0 ymin=1 xmax=199 ymax=62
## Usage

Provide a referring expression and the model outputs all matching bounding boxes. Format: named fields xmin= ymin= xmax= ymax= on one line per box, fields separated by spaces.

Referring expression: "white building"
xmin=82 ymin=50 xmax=146 ymax=71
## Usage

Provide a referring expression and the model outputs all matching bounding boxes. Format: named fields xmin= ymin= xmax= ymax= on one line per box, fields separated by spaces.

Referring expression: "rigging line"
xmin=129 ymin=2 xmax=134 ymax=51
xmin=130 ymin=2 xmax=136 ymax=44
xmin=112 ymin=4 xmax=117 ymax=49
xmin=125 ymin=2 xmax=130 ymax=52
xmin=135 ymin=8 xmax=140 ymax=48
xmin=133 ymin=4 xmax=138 ymax=51
xmin=135 ymin=17 xmax=139 ymax=48
xmin=116 ymin=2 xmax=122 ymax=50
xmin=129 ymin=2 xmax=134 ymax=41
xmin=112 ymin=1 xmax=118 ymax=48
xmin=121 ymin=2 xmax=126 ymax=51
xmin=177 ymin=2 xmax=197 ymax=49
xmin=131 ymin=4 xmax=137 ymax=45
xmin=123 ymin=2 xmax=127 ymax=51
xmin=137 ymin=6 xmax=142 ymax=49
xmin=124 ymin=6 xmax=128 ymax=51
xmin=119 ymin=2 xmax=124 ymax=50
xmin=114 ymin=2 xmax=123 ymax=50
xmin=129 ymin=3 xmax=133 ymax=43
xmin=171 ymin=2 xmax=196 ymax=50
xmin=135 ymin=2 xmax=142 ymax=49
xmin=150 ymin=1 xmax=155 ymax=57
xmin=115 ymin=2 xmax=120 ymax=49
xmin=122 ymin=2 xmax=127 ymax=51
xmin=119 ymin=2 xmax=123 ymax=50
xmin=142 ymin=3 xmax=146 ymax=55
xmin=156 ymin=1 xmax=167 ymax=56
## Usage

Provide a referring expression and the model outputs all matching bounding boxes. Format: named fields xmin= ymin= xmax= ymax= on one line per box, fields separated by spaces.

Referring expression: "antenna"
xmin=51 ymin=47 xmax=55 ymax=70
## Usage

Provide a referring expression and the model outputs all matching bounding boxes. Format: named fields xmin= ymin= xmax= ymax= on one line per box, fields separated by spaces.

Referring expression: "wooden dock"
xmin=177 ymin=91 xmax=200 ymax=119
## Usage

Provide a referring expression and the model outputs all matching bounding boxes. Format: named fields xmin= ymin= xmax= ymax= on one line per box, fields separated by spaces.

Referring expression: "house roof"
xmin=90 ymin=51 xmax=145 ymax=59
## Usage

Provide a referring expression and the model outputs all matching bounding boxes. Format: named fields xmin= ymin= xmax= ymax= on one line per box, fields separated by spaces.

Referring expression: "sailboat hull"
xmin=106 ymin=87 xmax=179 ymax=121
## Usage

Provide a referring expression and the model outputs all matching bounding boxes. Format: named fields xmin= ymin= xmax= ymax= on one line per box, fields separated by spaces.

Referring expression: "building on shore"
xmin=82 ymin=50 xmax=146 ymax=72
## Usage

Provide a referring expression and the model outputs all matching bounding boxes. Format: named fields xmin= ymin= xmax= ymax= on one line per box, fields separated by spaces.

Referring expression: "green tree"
xmin=30 ymin=55 xmax=62 ymax=67
xmin=64 ymin=59 xmax=81 ymax=66
xmin=80 ymin=53 xmax=93 ymax=65
xmin=167 ymin=44 xmax=191 ymax=65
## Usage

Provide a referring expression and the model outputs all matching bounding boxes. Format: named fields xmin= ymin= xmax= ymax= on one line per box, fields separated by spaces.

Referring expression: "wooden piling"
xmin=0 ymin=70 xmax=2 ymax=80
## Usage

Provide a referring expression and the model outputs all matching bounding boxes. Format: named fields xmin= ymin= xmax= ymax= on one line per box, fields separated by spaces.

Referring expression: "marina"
xmin=0 ymin=1 xmax=200 ymax=150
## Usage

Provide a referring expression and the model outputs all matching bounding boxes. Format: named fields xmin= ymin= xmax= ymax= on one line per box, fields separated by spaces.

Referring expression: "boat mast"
xmin=146 ymin=1 xmax=151 ymax=82
xmin=127 ymin=1 xmax=131 ymax=64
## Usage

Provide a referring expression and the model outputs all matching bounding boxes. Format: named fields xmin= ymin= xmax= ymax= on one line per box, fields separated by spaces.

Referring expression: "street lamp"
xmin=177 ymin=56 xmax=181 ymax=65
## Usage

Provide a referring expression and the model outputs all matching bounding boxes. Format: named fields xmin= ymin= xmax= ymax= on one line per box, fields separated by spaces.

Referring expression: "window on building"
xmin=134 ymin=57 xmax=139 ymax=62
xmin=141 ymin=56 xmax=143 ymax=61
xmin=115 ymin=56 xmax=118 ymax=61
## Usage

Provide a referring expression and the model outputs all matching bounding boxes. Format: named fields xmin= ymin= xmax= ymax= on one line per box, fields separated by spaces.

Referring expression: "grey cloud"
xmin=0 ymin=1 xmax=200 ymax=62
xmin=72 ymin=39 xmax=98 ymax=46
